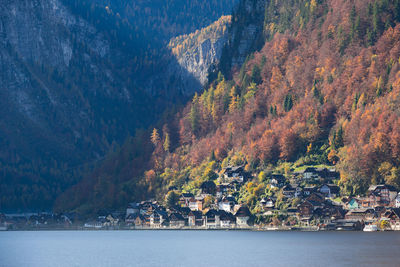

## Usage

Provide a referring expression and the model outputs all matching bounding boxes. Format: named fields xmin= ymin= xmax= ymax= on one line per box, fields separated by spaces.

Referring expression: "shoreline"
xmin=2 ymin=226 xmax=391 ymax=232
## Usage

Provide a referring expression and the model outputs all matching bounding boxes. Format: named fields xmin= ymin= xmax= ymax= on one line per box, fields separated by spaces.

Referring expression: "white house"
xmin=395 ymin=193 xmax=400 ymax=208
xmin=235 ymin=206 xmax=251 ymax=228
xmin=219 ymin=212 xmax=235 ymax=228
xmin=222 ymin=166 xmax=245 ymax=183
xmin=149 ymin=210 xmax=168 ymax=228
xmin=205 ymin=210 xmax=220 ymax=228
xmin=218 ymin=196 xmax=236 ymax=212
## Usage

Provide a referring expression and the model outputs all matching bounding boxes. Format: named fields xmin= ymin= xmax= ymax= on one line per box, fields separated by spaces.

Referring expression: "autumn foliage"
xmin=56 ymin=0 xmax=400 ymax=213
xmin=153 ymin=0 xmax=400 ymax=195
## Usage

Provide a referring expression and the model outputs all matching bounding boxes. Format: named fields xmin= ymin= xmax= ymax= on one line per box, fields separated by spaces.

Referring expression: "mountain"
xmin=53 ymin=15 xmax=234 ymax=214
xmin=55 ymin=0 xmax=400 ymax=214
xmin=0 ymin=0 xmax=237 ymax=211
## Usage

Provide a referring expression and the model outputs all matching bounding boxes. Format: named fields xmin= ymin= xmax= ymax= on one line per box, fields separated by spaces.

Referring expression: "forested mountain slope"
xmin=0 ymin=0 xmax=237 ymax=211
xmin=55 ymin=0 xmax=400 ymax=214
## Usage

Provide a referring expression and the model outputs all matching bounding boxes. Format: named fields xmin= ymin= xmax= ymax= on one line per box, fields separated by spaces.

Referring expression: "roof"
xmin=180 ymin=207 xmax=192 ymax=215
xmin=235 ymin=206 xmax=251 ymax=217
xmin=169 ymin=213 xmax=185 ymax=221
xmin=391 ymin=208 xmax=400 ymax=218
xmin=346 ymin=208 xmax=375 ymax=215
xmin=224 ymin=166 xmax=244 ymax=174
xmin=230 ymin=166 xmax=244 ymax=172
xmin=271 ymin=174 xmax=285 ymax=181
xmin=188 ymin=211 xmax=203 ymax=219
xmin=126 ymin=213 xmax=145 ymax=220
xmin=205 ymin=209 xmax=220 ymax=218
xmin=127 ymin=202 xmax=140 ymax=209
xmin=368 ymin=185 xmax=378 ymax=191
xmin=303 ymin=167 xmax=318 ymax=173
xmin=221 ymin=196 xmax=236 ymax=203
xmin=390 ymin=191 xmax=398 ymax=200
xmin=306 ymin=192 xmax=325 ymax=202
xmin=348 ymin=198 xmax=360 ymax=204
xmin=181 ymin=193 xmax=194 ymax=198
xmin=320 ymin=184 xmax=340 ymax=194
xmin=304 ymin=186 xmax=317 ymax=190
xmin=282 ymin=184 xmax=294 ymax=191
xmin=153 ymin=210 xmax=168 ymax=218
xmin=219 ymin=211 xmax=235 ymax=221
xmin=368 ymin=184 xmax=397 ymax=192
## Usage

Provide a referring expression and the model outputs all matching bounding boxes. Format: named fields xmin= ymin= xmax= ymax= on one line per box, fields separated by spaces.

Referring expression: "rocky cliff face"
xmin=168 ymin=16 xmax=231 ymax=92
xmin=219 ymin=0 xmax=265 ymax=76
xmin=0 ymin=0 xmax=142 ymax=163
xmin=231 ymin=0 xmax=265 ymax=68
xmin=173 ymin=35 xmax=228 ymax=88
xmin=1 ymin=0 xmax=98 ymax=158
xmin=0 ymin=0 xmax=162 ymax=211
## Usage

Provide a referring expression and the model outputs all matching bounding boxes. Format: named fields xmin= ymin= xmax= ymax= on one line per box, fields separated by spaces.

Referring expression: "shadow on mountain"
xmin=0 ymin=0 xmax=217 ymax=212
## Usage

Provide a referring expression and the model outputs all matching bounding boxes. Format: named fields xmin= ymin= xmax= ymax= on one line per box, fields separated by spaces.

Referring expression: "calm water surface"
xmin=1 ymin=230 xmax=400 ymax=267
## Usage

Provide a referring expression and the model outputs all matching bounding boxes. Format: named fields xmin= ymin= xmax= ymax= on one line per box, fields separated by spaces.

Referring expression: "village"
xmin=2 ymin=166 xmax=400 ymax=232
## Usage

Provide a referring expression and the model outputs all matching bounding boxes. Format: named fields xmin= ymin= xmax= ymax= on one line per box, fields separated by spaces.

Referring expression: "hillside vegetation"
xmin=56 ymin=0 xmax=400 ymax=214
xmin=0 ymin=0 xmax=237 ymax=212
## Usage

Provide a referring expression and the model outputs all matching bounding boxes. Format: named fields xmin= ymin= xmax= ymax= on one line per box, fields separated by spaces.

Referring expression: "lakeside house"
xmin=5 ymin=165 xmax=400 ymax=232
xmin=75 ymin=180 xmax=400 ymax=231
xmin=220 ymin=210 xmax=236 ymax=228
xmin=235 ymin=206 xmax=251 ymax=228
xmin=382 ymin=208 xmax=400 ymax=230
xmin=205 ymin=209 xmax=220 ymax=228
xmin=126 ymin=213 xmax=146 ymax=227
xmin=345 ymin=208 xmax=376 ymax=221
xmin=150 ymin=210 xmax=169 ymax=228
xmin=169 ymin=213 xmax=185 ymax=228
xmin=188 ymin=211 xmax=203 ymax=227
xmin=363 ymin=184 xmax=397 ymax=207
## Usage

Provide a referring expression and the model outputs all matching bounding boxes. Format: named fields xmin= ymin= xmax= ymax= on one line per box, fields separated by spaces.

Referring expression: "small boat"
xmin=363 ymin=224 xmax=378 ymax=232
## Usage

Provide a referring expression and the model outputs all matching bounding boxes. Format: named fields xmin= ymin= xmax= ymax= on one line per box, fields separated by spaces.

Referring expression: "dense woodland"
xmin=54 ymin=0 xmax=400 ymax=216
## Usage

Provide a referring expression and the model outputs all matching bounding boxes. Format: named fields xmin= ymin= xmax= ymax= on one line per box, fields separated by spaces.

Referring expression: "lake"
xmin=1 ymin=230 xmax=400 ymax=267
